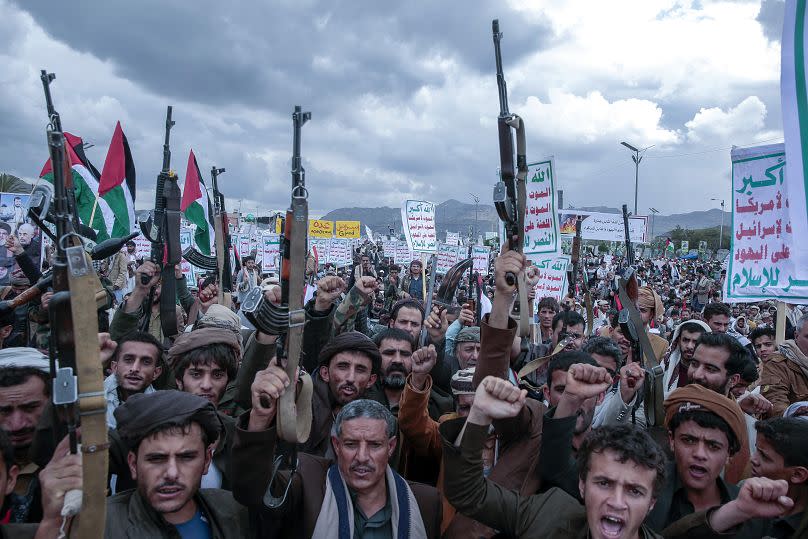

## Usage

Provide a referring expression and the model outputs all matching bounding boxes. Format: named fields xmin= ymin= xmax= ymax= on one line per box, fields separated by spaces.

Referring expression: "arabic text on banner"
xmin=472 ymin=246 xmax=490 ymax=275
xmin=558 ymin=210 xmax=648 ymax=243
xmin=309 ymin=237 xmax=331 ymax=265
xmin=445 ymin=231 xmax=460 ymax=246
xmin=395 ymin=241 xmax=413 ymax=265
xmin=726 ymin=143 xmax=808 ymax=302
xmin=680 ymin=240 xmax=689 ymax=252
xmin=524 ymin=158 xmax=560 ymax=254
xmin=308 ymin=219 xmax=334 ymax=238
xmin=335 ymin=220 xmax=361 ymax=238
xmin=328 ymin=238 xmax=351 ymax=267
xmin=436 ymin=244 xmax=461 ymax=273
xmin=260 ymin=233 xmax=281 ymax=271
xmin=381 ymin=240 xmax=397 ymax=261
xmin=526 ymin=254 xmax=570 ymax=303
xmin=400 ymin=200 xmax=437 ymax=253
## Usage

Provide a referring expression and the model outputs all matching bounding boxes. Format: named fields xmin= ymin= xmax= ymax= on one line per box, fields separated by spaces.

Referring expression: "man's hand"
xmin=40 ymin=290 xmax=53 ymax=311
xmin=467 ymin=376 xmax=527 ymax=426
xmin=354 ymin=276 xmax=379 ymax=298
xmin=556 ymin=364 xmax=612 ymax=419
xmin=618 ymin=362 xmax=644 ymax=404
xmin=494 ymin=242 xmax=526 ymax=296
xmin=97 ymin=333 xmax=117 ymax=366
xmin=174 ymin=264 xmax=184 ymax=280
xmin=424 ymin=306 xmax=448 ymax=342
xmin=314 ymin=276 xmax=345 ymax=312
xmin=134 ymin=261 xmax=160 ymax=292
xmin=38 ymin=436 xmax=82 ymax=524
xmin=6 ymin=235 xmax=23 ymax=256
xmin=708 ymin=477 xmax=793 ymax=532
xmin=248 ymin=358 xmax=292 ymax=431
xmin=410 ymin=345 xmax=437 ymax=391
xmin=198 ymin=283 xmax=219 ymax=312
xmin=738 ymin=392 xmax=773 ymax=417
xmin=458 ymin=304 xmax=475 ymax=326
xmin=254 ymin=286 xmax=281 ymax=344
xmin=525 ymin=265 xmax=539 ymax=302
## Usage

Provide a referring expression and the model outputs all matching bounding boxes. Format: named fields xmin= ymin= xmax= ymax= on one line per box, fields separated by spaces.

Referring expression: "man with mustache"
xmin=104 ymin=331 xmax=164 ymax=429
xmin=107 ymin=390 xmax=247 ymax=537
xmin=0 ymin=349 xmax=50 ymax=523
xmin=661 ymin=320 xmax=711 ymax=395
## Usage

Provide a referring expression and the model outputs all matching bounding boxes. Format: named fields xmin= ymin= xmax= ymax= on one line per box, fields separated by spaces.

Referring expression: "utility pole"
xmin=621 ymin=141 xmax=654 ymax=215
xmin=711 ymin=198 xmax=725 ymax=250
xmin=649 ymin=207 xmax=659 ymax=249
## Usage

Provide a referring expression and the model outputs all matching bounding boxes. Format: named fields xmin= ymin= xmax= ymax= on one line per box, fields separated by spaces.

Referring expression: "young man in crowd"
xmin=750 ymin=325 xmax=777 ymax=363
xmin=535 ymin=297 xmax=559 ymax=345
xmin=702 ymin=302 xmax=732 ymax=334
xmin=400 ymin=259 xmax=424 ymax=301
xmin=104 ymin=331 xmax=164 ymax=429
xmin=661 ymin=320 xmax=711 ymax=395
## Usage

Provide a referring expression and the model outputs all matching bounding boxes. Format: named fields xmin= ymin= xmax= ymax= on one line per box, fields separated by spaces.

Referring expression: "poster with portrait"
xmin=0 ymin=192 xmax=40 ymax=286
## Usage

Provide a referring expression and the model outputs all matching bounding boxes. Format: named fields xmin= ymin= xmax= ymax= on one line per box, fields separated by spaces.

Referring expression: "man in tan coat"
xmin=762 ymin=314 xmax=808 ymax=418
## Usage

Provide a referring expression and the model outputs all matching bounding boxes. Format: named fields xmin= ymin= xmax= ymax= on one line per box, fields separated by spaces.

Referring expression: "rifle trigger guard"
xmin=263 ymin=454 xmax=298 ymax=509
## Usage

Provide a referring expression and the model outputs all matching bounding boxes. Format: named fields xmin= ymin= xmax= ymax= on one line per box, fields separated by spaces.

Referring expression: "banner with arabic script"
xmin=527 ymin=254 xmax=570 ymax=303
xmin=558 ymin=211 xmax=648 ymax=243
xmin=524 ymin=158 xmax=560 ymax=254
xmin=401 ymin=200 xmax=437 ymax=253
xmin=726 ymin=143 xmax=808 ymax=302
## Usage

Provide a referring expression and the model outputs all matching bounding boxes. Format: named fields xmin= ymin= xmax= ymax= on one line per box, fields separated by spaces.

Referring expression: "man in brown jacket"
xmin=233 ymin=362 xmax=442 ymax=538
xmin=762 ymin=314 xmax=808 ymax=417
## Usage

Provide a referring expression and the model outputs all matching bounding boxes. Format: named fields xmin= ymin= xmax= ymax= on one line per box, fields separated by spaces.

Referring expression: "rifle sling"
xmin=513 ymin=116 xmax=529 ymax=339
xmin=276 ymin=196 xmax=313 ymax=444
xmin=66 ymin=247 xmax=108 ymax=538
xmin=517 ymin=337 xmax=570 ymax=380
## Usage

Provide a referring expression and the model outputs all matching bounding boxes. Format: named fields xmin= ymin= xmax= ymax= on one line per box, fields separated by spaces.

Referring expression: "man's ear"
xmin=578 ymin=477 xmax=585 ymax=501
xmin=3 ymin=464 xmax=18 ymax=496
xmin=790 ymin=466 xmax=808 ymax=486
xmin=202 ymin=445 xmax=213 ymax=475
xmin=369 ymin=373 xmax=378 ymax=386
xmin=668 ymin=430 xmax=675 ymax=453
xmin=543 ymin=385 xmax=551 ymax=403
xmin=726 ymin=374 xmax=741 ymax=396
xmin=176 ymin=378 xmax=184 ymax=391
xmin=388 ymin=436 xmax=397 ymax=457
xmin=319 ymin=365 xmax=330 ymax=383
xmin=153 ymin=364 xmax=163 ymax=380
xmin=0 ymin=325 xmax=12 ymax=339
xmin=127 ymin=450 xmax=138 ymax=481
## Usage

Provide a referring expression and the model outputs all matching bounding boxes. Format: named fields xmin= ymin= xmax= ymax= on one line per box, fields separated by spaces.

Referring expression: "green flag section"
xmin=99 ymin=121 xmax=137 ymax=237
xmin=39 ymin=132 xmax=116 ymax=241
xmin=180 ymin=149 xmax=215 ymax=255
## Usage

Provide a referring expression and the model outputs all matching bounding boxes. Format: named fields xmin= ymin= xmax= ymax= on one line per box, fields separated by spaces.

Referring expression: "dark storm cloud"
xmin=14 ymin=0 xmax=549 ymax=114
xmin=757 ymin=0 xmax=785 ymax=42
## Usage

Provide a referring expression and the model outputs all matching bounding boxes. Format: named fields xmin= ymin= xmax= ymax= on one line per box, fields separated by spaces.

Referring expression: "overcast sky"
xmin=0 ymin=0 xmax=786 ymax=218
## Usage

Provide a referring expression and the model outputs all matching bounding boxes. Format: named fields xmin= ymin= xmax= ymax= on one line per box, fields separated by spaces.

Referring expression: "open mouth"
xmin=599 ymin=515 xmax=625 ymax=538
xmin=688 ymin=464 xmax=708 ymax=480
xmin=155 ymin=485 xmax=183 ymax=499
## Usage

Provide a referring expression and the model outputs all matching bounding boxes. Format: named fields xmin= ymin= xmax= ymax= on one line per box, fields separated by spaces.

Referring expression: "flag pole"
xmin=88 ymin=196 xmax=99 ymax=230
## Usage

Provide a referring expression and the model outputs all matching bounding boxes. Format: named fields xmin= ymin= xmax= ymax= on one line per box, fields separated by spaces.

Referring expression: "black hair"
xmin=577 ymin=425 xmax=668 ymax=497
xmin=0 ymin=430 xmax=15 ymax=473
xmin=552 ymin=310 xmax=586 ymax=333
xmin=390 ymin=298 xmax=424 ymax=323
xmin=696 ymin=332 xmax=750 ymax=379
xmin=703 ymin=302 xmax=731 ymax=320
xmin=755 ymin=418 xmax=808 ymax=469
xmin=668 ymin=409 xmax=740 ymax=455
xmin=547 ymin=351 xmax=598 ymax=390
xmin=172 ymin=343 xmax=239 ymax=384
xmin=678 ymin=321 xmax=708 ymax=337
xmin=749 ymin=326 xmax=776 ymax=343
xmin=373 ymin=327 xmax=415 ymax=350
xmin=0 ymin=366 xmax=50 ymax=397
xmin=738 ymin=357 xmax=759 ymax=384
xmin=113 ymin=331 xmax=165 ymax=366
xmin=582 ymin=337 xmax=623 ymax=371
xmin=537 ymin=297 xmax=560 ymax=313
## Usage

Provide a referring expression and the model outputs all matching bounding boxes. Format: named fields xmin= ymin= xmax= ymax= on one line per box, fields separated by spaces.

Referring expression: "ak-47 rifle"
xmin=617 ymin=203 xmax=665 ymax=428
xmin=139 ymin=107 xmax=182 ymax=338
xmin=40 ymin=70 xmax=108 ymax=539
xmin=569 ymin=218 xmax=594 ymax=336
xmin=491 ymin=19 xmax=529 ymax=337
xmin=419 ymin=254 xmax=438 ymax=348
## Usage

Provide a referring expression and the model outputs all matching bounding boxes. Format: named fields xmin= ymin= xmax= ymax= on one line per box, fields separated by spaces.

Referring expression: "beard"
xmin=382 ymin=364 xmax=408 ymax=389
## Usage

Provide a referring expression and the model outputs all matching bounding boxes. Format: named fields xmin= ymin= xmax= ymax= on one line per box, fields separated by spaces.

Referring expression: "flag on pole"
xmin=180 ymin=150 xmax=215 ymax=256
xmin=99 ymin=121 xmax=137 ymax=236
xmin=39 ymin=132 xmax=116 ymax=241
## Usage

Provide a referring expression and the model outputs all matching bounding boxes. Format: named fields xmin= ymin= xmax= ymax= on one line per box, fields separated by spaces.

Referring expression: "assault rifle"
xmin=569 ymin=218 xmax=594 ymax=336
xmin=40 ymin=70 xmax=108 ymax=538
xmin=138 ymin=106 xmax=182 ymax=338
xmin=491 ymin=19 xmax=529 ymax=337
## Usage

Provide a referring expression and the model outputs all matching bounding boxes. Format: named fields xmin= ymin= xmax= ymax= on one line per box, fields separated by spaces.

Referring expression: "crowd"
xmin=0 ymin=229 xmax=806 ymax=539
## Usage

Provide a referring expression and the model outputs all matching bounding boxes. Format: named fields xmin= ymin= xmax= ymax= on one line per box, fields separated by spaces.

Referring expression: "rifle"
xmin=138 ymin=107 xmax=181 ymax=338
xmin=569 ymin=218 xmax=594 ymax=336
xmin=419 ymin=254 xmax=438 ymax=348
xmin=622 ymin=204 xmax=635 ymax=267
xmin=491 ymin=19 xmax=529 ymax=337
xmin=40 ymin=70 xmax=108 ymax=539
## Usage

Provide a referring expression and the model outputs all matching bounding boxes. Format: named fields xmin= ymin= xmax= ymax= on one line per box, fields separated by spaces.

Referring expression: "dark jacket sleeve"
xmin=473 ymin=314 xmax=517 ymax=388
xmin=109 ymin=300 xmax=142 ymax=341
xmin=175 ymin=275 xmax=195 ymax=315
xmin=235 ymin=333 xmax=277 ymax=410
xmin=428 ymin=337 xmax=451 ymax=393
xmin=537 ymin=407 xmax=579 ymax=498
xmin=14 ymin=252 xmax=41 ymax=283
xmin=301 ymin=300 xmax=335 ymax=374
xmin=230 ymin=415 xmax=280 ymax=507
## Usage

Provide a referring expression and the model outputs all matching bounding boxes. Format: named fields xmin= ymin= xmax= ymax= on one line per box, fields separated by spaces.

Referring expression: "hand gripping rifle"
xmin=41 ymin=70 xmax=108 ymax=539
xmin=138 ymin=107 xmax=182 ymax=338
xmin=247 ymin=107 xmax=314 ymax=509
xmin=182 ymin=166 xmax=233 ymax=305
xmin=617 ymin=204 xmax=664 ymax=428
xmin=492 ymin=19 xmax=529 ymax=338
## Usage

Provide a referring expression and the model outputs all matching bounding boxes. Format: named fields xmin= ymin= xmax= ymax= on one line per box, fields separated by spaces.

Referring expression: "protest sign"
xmin=436 ymin=243 xmax=460 ymax=273
xmin=308 ymin=219 xmax=334 ymax=238
xmin=336 ymin=220 xmax=361 ymax=238
xmin=400 ymin=200 xmax=437 ymax=253
xmin=309 ymin=237 xmax=331 ymax=265
xmin=395 ymin=241 xmax=413 ymax=265
xmin=328 ymin=238 xmax=351 ymax=267
xmin=472 ymin=246 xmax=490 ymax=275
xmin=524 ymin=158 xmax=560 ymax=254
xmin=527 ymin=254 xmax=570 ymax=303
xmin=445 ymin=231 xmax=460 ymax=246
xmin=259 ymin=233 xmax=281 ymax=271
xmin=558 ymin=210 xmax=648 ymax=243
xmin=726 ymin=143 xmax=808 ymax=302
xmin=681 ymin=240 xmax=689 ymax=252
xmin=381 ymin=240 xmax=397 ymax=260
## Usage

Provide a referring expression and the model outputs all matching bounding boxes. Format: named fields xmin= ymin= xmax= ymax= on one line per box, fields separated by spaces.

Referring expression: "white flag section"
xmin=726 ymin=144 xmax=808 ymax=302
xmin=524 ymin=158 xmax=560 ymax=254
xmin=445 ymin=231 xmax=460 ymax=246
xmin=259 ymin=233 xmax=281 ymax=271
xmin=527 ymin=254 xmax=570 ymax=303
xmin=472 ymin=246 xmax=490 ymax=275
xmin=401 ymin=200 xmax=437 ymax=253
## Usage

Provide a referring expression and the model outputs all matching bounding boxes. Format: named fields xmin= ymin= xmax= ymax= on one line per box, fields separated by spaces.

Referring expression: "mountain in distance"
xmin=320 ymin=200 xmax=731 ymax=239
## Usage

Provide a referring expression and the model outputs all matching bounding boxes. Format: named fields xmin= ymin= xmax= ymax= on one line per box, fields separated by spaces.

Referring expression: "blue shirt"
xmin=175 ymin=509 xmax=212 ymax=539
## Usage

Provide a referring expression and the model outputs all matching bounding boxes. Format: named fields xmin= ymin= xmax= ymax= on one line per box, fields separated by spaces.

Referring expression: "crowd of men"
xmin=0 ymin=228 xmax=806 ymax=538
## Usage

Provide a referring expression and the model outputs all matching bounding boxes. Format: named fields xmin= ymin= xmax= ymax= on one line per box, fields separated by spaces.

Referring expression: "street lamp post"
xmin=649 ymin=207 xmax=659 ymax=249
xmin=711 ymin=198 xmax=725 ymax=250
xmin=620 ymin=141 xmax=654 ymax=215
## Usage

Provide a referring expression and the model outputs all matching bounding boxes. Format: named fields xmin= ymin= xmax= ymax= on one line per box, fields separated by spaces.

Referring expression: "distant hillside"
xmin=321 ymin=200 xmax=730 ymax=240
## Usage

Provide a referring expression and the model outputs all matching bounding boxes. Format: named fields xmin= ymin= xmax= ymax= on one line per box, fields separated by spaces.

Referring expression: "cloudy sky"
xmin=0 ymin=0 xmax=786 ymax=218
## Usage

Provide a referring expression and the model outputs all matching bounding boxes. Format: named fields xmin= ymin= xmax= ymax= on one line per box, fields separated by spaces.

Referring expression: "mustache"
xmin=8 ymin=427 xmax=35 ymax=437
xmin=350 ymin=463 xmax=376 ymax=474
xmin=384 ymin=363 xmax=408 ymax=376
xmin=337 ymin=382 xmax=357 ymax=393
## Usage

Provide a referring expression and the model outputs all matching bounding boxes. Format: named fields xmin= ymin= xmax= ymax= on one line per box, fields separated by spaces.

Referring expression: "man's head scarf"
xmin=167 ymin=327 xmax=242 ymax=372
xmin=454 ymin=326 xmax=480 ymax=353
xmin=450 ymin=367 xmax=476 ymax=395
xmin=637 ymin=286 xmax=664 ymax=321
xmin=0 ymin=347 xmax=49 ymax=372
xmin=664 ymin=384 xmax=747 ymax=454
xmin=318 ymin=331 xmax=381 ymax=374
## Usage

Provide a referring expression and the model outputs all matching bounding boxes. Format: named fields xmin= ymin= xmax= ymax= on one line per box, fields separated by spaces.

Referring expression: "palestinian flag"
xmin=98 ymin=121 xmax=137 ymax=237
xmin=39 ymin=132 xmax=116 ymax=241
xmin=180 ymin=150 xmax=215 ymax=255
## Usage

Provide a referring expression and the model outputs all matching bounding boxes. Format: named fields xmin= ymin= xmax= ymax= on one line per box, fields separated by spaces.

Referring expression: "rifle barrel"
xmin=492 ymin=20 xmax=509 ymax=116
xmin=162 ymin=106 xmax=174 ymax=172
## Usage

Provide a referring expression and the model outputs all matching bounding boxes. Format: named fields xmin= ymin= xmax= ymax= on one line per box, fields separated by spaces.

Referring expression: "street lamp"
xmin=649 ymin=207 xmax=659 ymax=246
xmin=470 ymin=193 xmax=480 ymax=243
xmin=711 ymin=198 xmax=725 ymax=250
xmin=620 ymin=141 xmax=654 ymax=215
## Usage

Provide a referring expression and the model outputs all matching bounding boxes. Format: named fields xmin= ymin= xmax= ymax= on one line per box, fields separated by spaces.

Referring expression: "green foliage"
xmin=663 ymin=225 xmax=730 ymax=251
xmin=0 ymin=173 xmax=33 ymax=193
